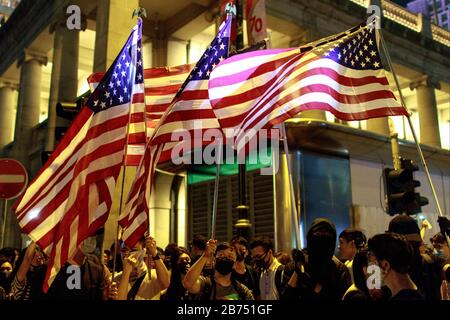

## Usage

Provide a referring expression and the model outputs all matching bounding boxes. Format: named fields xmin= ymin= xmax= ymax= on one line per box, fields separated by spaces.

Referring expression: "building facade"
xmin=408 ymin=0 xmax=450 ymax=29
xmin=0 ymin=0 xmax=449 ymax=253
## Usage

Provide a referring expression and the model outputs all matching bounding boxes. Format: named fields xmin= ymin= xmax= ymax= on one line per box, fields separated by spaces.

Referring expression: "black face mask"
xmin=177 ymin=262 xmax=190 ymax=274
xmin=215 ymin=258 xmax=235 ymax=275
xmin=254 ymin=252 xmax=269 ymax=271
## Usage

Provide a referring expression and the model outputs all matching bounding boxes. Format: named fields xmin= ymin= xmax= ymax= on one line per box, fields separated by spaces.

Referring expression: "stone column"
xmin=410 ymin=75 xmax=441 ymax=148
xmin=152 ymin=36 xmax=168 ymax=68
xmin=367 ymin=117 xmax=390 ymax=135
xmin=93 ymin=0 xmax=139 ymax=72
xmin=0 ymin=81 xmax=18 ymax=148
xmin=14 ymin=51 xmax=47 ymax=165
xmin=46 ymin=16 xmax=86 ymax=151
xmin=274 ymin=151 xmax=297 ymax=253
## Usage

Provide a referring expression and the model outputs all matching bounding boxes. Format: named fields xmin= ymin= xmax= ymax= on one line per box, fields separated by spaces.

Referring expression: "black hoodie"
xmin=282 ymin=218 xmax=351 ymax=300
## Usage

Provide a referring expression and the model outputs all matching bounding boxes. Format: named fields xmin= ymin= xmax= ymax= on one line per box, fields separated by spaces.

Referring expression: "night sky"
xmin=392 ymin=0 xmax=414 ymax=7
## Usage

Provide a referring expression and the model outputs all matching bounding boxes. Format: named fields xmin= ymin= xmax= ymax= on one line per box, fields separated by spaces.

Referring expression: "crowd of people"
xmin=0 ymin=215 xmax=449 ymax=301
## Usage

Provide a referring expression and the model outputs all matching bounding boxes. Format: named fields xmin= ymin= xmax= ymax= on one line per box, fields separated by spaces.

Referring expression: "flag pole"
xmin=211 ymin=142 xmax=223 ymax=240
xmin=111 ymin=14 xmax=144 ymax=283
xmin=265 ymin=26 xmax=302 ymax=249
xmin=280 ymin=124 xmax=302 ymax=249
xmin=210 ymin=7 xmax=234 ymax=240
xmin=377 ymin=28 xmax=445 ymax=219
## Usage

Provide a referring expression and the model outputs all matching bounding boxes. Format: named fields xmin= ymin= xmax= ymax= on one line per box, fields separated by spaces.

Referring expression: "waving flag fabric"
xmin=119 ymin=16 xmax=233 ymax=248
xmin=13 ymin=20 xmax=144 ymax=291
xmin=208 ymin=21 xmax=408 ymax=145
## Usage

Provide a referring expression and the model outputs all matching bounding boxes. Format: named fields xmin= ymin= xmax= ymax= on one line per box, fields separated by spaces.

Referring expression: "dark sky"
xmin=392 ymin=0 xmax=413 ymax=7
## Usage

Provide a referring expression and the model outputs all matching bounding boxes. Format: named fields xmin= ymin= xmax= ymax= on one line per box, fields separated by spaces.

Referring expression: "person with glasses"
xmin=250 ymin=236 xmax=287 ymax=300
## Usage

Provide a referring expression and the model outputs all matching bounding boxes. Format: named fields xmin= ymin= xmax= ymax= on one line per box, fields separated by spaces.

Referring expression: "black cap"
xmin=388 ymin=215 xmax=422 ymax=242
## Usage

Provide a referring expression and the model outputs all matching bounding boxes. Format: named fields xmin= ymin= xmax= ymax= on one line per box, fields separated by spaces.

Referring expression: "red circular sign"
xmin=0 ymin=159 xmax=28 ymax=200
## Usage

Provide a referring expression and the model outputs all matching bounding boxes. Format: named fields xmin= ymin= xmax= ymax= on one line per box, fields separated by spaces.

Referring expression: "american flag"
xmin=119 ymin=16 xmax=232 ymax=248
xmin=88 ymin=64 xmax=193 ymax=165
xmin=208 ymin=21 xmax=408 ymax=146
xmin=12 ymin=20 xmax=143 ymax=291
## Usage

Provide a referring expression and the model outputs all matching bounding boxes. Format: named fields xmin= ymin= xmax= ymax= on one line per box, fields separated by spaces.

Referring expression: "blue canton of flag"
xmin=87 ymin=19 xmax=143 ymax=113
xmin=305 ymin=21 xmax=384 ymax=71
xmin=176 ymin=15 xmax=232 ymax=95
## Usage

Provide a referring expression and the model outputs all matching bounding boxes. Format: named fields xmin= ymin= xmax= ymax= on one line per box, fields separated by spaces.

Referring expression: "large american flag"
xmin=119 ymin=16 xmax=232 ymax=248
xmin=88 ymin=65 xmax=193 ymax=165
xmin=208 ymin=21 xmax=408 ymax=146
xmin=12 ymin=20 xmax=144 ymax=291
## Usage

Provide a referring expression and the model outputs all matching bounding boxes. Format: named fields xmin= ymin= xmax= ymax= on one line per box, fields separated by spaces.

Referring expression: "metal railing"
xmin=349 ymin=0 xmax=450 ymax=47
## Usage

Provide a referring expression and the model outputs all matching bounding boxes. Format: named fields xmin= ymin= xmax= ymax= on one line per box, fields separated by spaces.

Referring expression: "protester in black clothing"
xmin=283 ymin=218 xmax=352 ymax=300
xmin=388 ymin=215 xmax=442 ymax=300
xmin=230 ymin=236 xmax=259 ymax=297
xmin=162 ymin=246 xmax=192 ymax=301
xmin=0 ymin=255 xmax=13 ymax=297
xmin=368 ymin=232 xmax=424 ymax=301
xmin=46 ymin=237 xmax=108 ymax=300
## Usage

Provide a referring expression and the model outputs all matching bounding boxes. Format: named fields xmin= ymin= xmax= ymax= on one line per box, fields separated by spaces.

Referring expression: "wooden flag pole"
xmin=377 ymin=28 xmax=445 ymax=219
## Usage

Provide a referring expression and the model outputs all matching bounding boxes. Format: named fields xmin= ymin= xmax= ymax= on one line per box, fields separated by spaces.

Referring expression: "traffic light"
xmin=383 ymin=159 xmax=429 ymax=216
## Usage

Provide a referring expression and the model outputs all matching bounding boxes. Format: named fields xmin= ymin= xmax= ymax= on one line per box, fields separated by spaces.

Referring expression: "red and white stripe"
xmin=88 ymin=64 xmax=193 ymax=166
xmin=209 ymin=32 xmax=408 ymax=146
xmin=13 ymin=23 xmax=142 ymax=291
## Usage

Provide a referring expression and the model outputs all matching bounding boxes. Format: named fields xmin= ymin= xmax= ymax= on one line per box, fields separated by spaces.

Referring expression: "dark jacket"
xmin=282 ymin=218 xmax=352 ymax=300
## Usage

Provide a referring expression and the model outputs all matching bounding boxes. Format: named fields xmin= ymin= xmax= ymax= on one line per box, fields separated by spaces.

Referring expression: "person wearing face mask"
xmin=231 ymin=236 xmax=259 ymax=298
xmin=250 ymin=236 xmax=288 ymax=300
xmin=368 ymin=232 xmax=424 ymax=300
xmin=46 ymin=235 xmax=109 ymax=300
xmin=430 ymin=232 xmax=450 ymax=300
xmin=115 ymin=235 xmax=170 ymax=300
xmin=282 ymin=219 xmax=352 ymax=300
xmin=183 ymin=240 xmax=254 ymax=300
xmin=0 ymin=255 xmax=13 ymax=299
xmin=161 ymin=246 xmax=193 ymax=301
